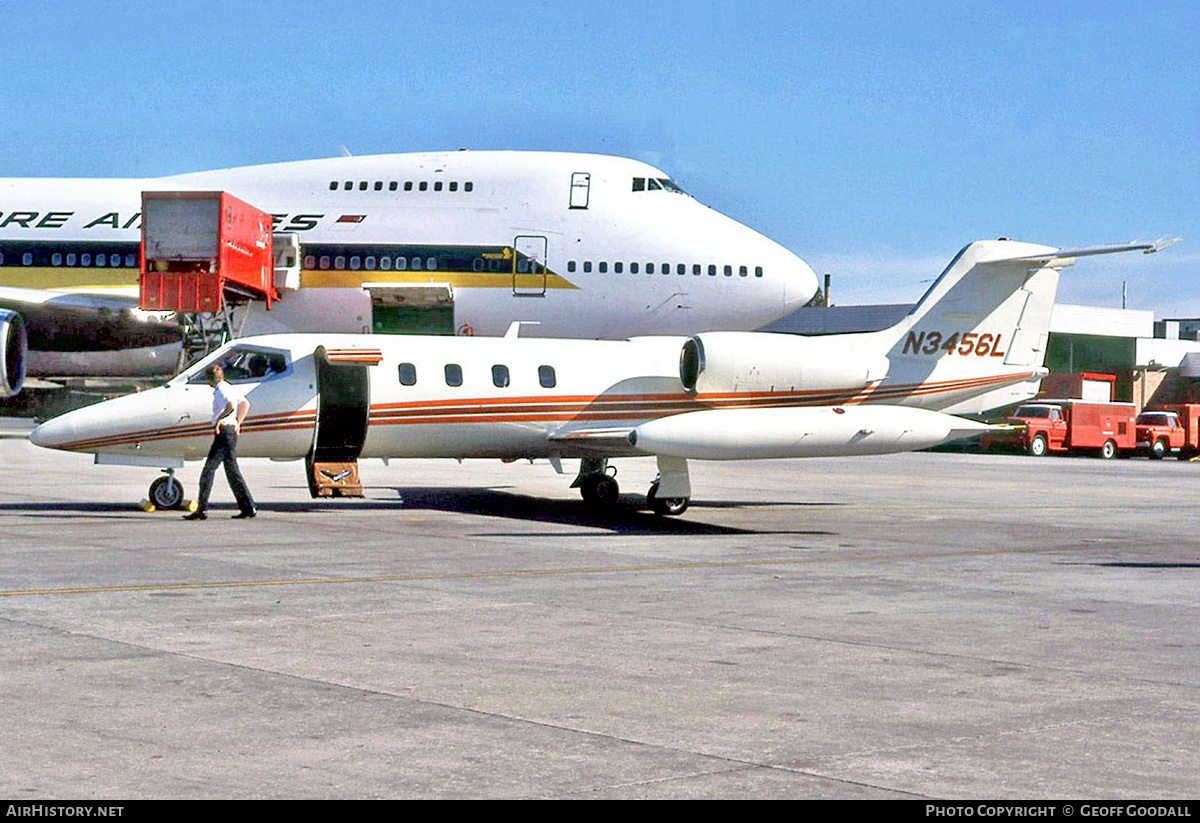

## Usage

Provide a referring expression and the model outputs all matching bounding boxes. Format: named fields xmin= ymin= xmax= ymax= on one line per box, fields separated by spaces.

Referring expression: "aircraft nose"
xmin=29 ymin=414 xmax=75 ymax=450
xmin=782 ymin=253 xmax=819 ymax=313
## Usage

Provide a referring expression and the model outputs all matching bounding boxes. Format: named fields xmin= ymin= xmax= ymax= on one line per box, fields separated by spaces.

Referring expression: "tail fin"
xmin=888 ymin=239 xmax=1061 ymax=367
xmin=679 ymin=239 xmax=1173 ymax=416
xmin=868 ymin=238 xmax=1175 ymax=413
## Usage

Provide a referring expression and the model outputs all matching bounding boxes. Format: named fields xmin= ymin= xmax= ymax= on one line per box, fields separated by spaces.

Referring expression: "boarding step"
xmin=306 ymin=457 xmax=364 ymax=498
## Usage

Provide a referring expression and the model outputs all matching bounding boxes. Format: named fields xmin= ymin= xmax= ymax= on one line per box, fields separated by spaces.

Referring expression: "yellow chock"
xmin=139 ymin=499 xmax=156 ymax=513
xmin=184 ymin=499 xmax=199 ymax=512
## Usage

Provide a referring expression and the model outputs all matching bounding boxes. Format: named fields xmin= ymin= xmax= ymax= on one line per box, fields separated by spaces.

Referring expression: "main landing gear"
xmin=571 ymin=456 xmax=691 ymax=516
xmin=646 ymin=480 xmax=690 ymax=516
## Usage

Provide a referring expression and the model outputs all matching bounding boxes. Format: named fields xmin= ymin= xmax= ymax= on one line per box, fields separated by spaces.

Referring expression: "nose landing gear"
xmin=148 ymin=469 xmax=186 ymax=510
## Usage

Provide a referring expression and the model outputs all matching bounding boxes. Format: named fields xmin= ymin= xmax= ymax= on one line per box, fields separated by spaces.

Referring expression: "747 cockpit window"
xmin=632 ymin=177 xmax=688 ymax=194
xmin=187 ymin=347 xmax=289 ymax=384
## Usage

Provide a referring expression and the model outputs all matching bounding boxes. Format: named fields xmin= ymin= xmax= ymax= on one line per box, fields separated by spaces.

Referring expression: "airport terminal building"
xmin=764 ymin=303 xmax=1200 ymax=411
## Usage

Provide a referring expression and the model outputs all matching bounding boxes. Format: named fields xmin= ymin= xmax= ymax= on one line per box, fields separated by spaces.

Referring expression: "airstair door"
xmin=513 ymin=235 xmax=548 ymax=297
xmin=307 ymin=345 xmax=375 ymax=497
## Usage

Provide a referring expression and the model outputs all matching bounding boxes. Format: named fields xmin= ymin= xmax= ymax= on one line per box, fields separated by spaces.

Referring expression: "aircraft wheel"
xmin=646 ymin=482 xmax=689 ymax=516
xmin=148 ymin=476 xmax=185 ymax=510
xmin=580 ymin=474 xmax=620 ymax=508
xmin=1028 ymin=435 xmax=1048 ymax=457
xmin=1100 ymin=439 xmax=1118 ymax=460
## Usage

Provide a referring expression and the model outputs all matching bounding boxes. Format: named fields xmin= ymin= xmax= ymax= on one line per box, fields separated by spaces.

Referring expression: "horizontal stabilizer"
xmin=989 ymin=237 xmax=1180 ymax=267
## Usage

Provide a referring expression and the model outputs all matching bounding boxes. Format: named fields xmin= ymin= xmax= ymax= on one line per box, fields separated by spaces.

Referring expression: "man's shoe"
xmin=232 ymin=510 xmax=257 ymax=519
xmin=183 ymin=510 xmax=207 ymax=521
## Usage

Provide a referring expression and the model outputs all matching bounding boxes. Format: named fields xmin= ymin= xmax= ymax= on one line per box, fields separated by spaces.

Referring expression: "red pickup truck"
xmin=1135 ymin=404 xmax=1200 ymax=459
xmin=982 ymin=400 xmax=1137 ymax=458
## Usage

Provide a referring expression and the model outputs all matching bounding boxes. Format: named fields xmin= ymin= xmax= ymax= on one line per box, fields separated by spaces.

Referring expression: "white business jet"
xmin=0 ymin=151 xmax=817 ymax=397
xmin=29 ymin=238 xmax=1172 ymax=514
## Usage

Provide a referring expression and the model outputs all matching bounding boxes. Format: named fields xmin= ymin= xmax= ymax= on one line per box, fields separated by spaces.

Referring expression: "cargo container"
xmin=139 ymin=191 xmax=277 ymax=313
xmin=981 ymin=399 xmax=1137 ymax=458
xmin=1037 ymin=371 xmax=1117 ymax=402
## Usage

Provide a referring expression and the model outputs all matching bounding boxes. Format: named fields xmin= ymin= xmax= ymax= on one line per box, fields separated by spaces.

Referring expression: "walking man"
xmin=185 ymin=365 xmax=257 ymax=520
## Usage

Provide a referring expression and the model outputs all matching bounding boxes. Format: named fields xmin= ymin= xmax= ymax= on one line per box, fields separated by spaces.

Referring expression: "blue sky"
xmin=3 ymin=1 xmax=1197 ymax=315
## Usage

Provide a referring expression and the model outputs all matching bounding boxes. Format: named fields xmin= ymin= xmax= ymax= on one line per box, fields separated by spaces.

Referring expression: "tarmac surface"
xmin=0 ymin=436 xmax=1197 ymax=799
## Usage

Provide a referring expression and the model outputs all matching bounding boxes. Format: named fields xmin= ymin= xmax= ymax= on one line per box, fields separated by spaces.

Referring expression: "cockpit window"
xmin=632 ymin=177 xmax=687 ymax=195
xmin=186 ymin=347 xmax=289 ymax=384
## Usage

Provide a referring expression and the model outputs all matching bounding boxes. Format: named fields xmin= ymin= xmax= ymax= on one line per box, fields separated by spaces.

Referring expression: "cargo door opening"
xmin=365 ymin=282 xmax=455 ymax=334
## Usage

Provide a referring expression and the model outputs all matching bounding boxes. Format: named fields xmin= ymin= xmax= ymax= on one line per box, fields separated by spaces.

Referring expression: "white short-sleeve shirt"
xmin=212 ymin=380 xmax=243 ymax=427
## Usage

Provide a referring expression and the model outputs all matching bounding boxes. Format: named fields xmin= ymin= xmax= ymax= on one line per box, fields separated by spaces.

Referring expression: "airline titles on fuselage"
xmin=0 ymin=211 xmax=330 ymax=233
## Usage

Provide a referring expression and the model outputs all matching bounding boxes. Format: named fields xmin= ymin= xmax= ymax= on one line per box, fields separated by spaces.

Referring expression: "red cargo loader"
xmin=139 ymin=191 xmax=277 ymax=313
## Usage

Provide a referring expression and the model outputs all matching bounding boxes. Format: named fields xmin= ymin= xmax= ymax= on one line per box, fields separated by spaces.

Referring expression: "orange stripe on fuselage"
xmin=50 ymin=371 xmax=1036 ymax=453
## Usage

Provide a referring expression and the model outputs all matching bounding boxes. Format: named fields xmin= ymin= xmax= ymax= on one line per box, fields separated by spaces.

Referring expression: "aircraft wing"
xmin=547 ymin=426 xmax=639 ymax=456
xmin=0 ymin=286 xmax=179 ymax=351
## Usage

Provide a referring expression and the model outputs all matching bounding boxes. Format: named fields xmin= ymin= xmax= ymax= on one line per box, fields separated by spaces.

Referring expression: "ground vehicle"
xmin=1135 ymin=403 xmax=1200 ymax=459
xmin=982 ymin=400 xmax=1137 ymax=458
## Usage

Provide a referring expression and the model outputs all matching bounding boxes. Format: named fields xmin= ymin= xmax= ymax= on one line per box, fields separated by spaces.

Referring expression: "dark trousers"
xmin=197 ymin=427 xmax=255 ymax=514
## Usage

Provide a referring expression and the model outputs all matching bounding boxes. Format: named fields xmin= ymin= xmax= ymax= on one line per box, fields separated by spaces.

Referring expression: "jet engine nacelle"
xmin=0 ymin=309 xmax=28 ymax=398
xmin=679 ymin=331 xmax=887 ymax=396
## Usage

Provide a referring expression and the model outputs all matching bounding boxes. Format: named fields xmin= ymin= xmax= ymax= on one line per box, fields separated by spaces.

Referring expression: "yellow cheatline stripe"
xmin=0 ymin=267 xmax=579 ymax=291
xmin=0 ymin=547 xmax=1052 ymax=598
xmin=0 ymin=266 xmax=139 ymax=289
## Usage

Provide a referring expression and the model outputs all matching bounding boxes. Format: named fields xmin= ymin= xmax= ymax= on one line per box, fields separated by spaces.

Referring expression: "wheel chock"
xmin=184 ymin=499 xmax=199 ymax=513
xmin=139 ymin=499 xmax=156 ymax=513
